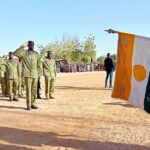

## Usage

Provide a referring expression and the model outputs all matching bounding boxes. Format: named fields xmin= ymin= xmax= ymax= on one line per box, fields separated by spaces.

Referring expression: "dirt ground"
xmin=0 ymin=71 xmax=150 ymax=150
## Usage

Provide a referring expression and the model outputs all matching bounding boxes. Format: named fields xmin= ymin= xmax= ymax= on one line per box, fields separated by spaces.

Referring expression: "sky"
xmin=0 ymin=0 xmax=150 ymax=56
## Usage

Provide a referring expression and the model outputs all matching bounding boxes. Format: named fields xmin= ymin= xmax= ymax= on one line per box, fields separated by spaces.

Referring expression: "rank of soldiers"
xmin=0 ymin=41 xmax=56 ymax=110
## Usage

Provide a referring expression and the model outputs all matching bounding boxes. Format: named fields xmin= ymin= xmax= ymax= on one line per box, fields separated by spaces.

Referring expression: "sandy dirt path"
xmin=0 ymin=71 xmax=150 ymax=150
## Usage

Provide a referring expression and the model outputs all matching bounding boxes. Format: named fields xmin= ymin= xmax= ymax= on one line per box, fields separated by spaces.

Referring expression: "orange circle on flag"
xmin=133 ymin=65 xmax=146 ymax=81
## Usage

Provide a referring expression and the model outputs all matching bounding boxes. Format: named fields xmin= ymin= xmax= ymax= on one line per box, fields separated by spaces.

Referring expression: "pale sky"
xmin=0 ymin=0 xmax=150 ymax=57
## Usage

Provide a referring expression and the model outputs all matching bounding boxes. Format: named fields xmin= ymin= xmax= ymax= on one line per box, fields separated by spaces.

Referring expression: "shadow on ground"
xmin=0 ymin=105 xmax=26 ymax=110
xmin=0 ymin=126 xmax=149 ymax=150
xmin=56 ymin=86 xmax=112 ymax=91
xmin=0 ymin=98 xmax=10 ymax=102
xmin=0 ymin=144 xmax=32 ymax=150
xmin=103 ymin=102 xmax=133 ymax=108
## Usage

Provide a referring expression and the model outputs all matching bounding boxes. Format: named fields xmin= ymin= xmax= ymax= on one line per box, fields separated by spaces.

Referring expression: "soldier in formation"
xmin=4 ymin=52 xmax=20 ymax=101
xmin=14 ymin=41 xmax=42 ymax=110
xmin=42 ymin=50 xmax=56 ymax=100
xmin=0 ymin=41 xmax=57 ymax=110
xmin=0 ymin=56 xmax=7 ymax=96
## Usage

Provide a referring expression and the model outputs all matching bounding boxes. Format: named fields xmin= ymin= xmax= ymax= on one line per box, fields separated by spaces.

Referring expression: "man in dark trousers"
xmin=104 ymin=53 xmax=115 ymax=88
xmin=37 ymin=77 xmax=41 ymax=99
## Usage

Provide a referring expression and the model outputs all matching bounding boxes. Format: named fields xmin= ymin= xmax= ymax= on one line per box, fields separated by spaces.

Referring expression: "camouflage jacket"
xmin=5 ymin=59 xmax=20 ymax=79
xmin=0 ymin=57 xmax=6 ymax=78
xmin=14 ymin=46 xmax=42 ymax=79
xmin=42 ymin=57 xmax=56 ymax=78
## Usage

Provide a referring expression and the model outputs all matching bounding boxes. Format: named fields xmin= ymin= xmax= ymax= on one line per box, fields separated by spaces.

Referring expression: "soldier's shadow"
xmin=0 ymin=105 xmax=26 ymax=110
xmin=0 ymin=126 xmax=149 ymax=150
xmin=0 ymin=98 xmax=10 ymax=102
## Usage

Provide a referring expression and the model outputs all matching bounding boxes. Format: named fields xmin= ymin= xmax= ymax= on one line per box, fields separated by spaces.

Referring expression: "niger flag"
xmin=112 ymin=32 xmax=150 ymax=113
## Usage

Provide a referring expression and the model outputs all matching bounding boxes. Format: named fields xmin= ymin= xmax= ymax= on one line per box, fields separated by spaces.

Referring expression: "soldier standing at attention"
xmin=5 ymin=52 xmax=20 ymax=101
xmin=0 ymin=56 xmax=7 ymax=96
xmin=14 ymin=41 xmax=42 ymax=110
xmin=18 ymin=58 xmax=24 ymax=97
xmin=42 ymin=50 xmax=56 ymax=100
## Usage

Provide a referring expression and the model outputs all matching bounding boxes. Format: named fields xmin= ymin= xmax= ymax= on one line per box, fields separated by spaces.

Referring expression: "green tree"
xmin=38 ymin=34 xmax=97 ymax=64
xmin=97 ymin=56 xmax=105 ymax=65
xmin=83 ymin=34 xmax=96 ymax=61
xmin=111 ymin=54 xmax=117 ymax=65
xmin=81 ymin=55 xmax=91 ymax=64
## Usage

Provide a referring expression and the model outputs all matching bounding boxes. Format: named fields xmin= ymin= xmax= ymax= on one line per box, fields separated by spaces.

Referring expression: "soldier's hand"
xmin=22 ymin=42 xmax=28 ymax=48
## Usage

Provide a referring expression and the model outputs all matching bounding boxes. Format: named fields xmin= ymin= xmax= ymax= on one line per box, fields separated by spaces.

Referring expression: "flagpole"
xmin=104 ymin=29 xmax=120 ymax=34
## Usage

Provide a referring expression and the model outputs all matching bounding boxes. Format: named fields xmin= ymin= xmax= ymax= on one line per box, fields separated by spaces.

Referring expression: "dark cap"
xmin=28 ymin=41 xmax=34 ymax=45
xmin=47 ymin=50 xmax=52 ymax=52
xmin=9 ymin=52 xmax=14 ymax=55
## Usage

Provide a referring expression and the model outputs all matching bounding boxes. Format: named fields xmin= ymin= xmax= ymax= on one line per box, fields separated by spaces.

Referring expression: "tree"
xmin=81 ymin=55 xmax=91 ymax=64
xmin=38 ymin=34 xmax=97 ymax=64
xmin=111 ymin=54 xmax=117 ymax=65
xmin=97 ymin=56 xmax=105 ymax=65
xmin=83 ymin=35 xmax=96 ymax=61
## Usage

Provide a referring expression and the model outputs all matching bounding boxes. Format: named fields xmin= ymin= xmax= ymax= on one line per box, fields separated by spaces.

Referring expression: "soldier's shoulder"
xmin=33 ymin=51 xmax=39 ymax=55
xmin=52 ymin=58 xmax=56 ymax=62
xmin=34 ymin=51 xmax=41 ymax=58
xmin=5 ymin=59 xmax=11 ymax=64
xmin=42 ymin=56 xmax=46 ymax=60
xmin=23 ymin=50 xmax=28 ymax=56
xmin=42 ymin=56 xmax=48 ymax=61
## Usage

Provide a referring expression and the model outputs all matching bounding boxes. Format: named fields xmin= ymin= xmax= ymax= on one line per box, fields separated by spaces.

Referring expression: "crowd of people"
xmin=56 ymin=62 xmax=105 ymax=73
xmin=56 ymin=63 xmax=98 ymax=73
xmin=0 ymin=41 xmax=115 ymax=110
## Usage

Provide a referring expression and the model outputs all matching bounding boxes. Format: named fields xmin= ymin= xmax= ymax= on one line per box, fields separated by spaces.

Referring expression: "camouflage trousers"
xmin=0 ymin=77 xmax=7 ymax=95
xmin=25 ymin=77 xmax=37 ymax=107
xmin=45 ymin=76 xmax=55 ymax=99
xmin=8 ymin=79 xmax=18 ymax=100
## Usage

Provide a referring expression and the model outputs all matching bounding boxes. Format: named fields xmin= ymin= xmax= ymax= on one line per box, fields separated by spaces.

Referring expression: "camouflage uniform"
xmin=4 ymin=59 xmax=20 ymax=100
xmin=0 ymin=57 xmax=7 ymax=96
xmin=14 ymin=46 xmax=42 ymax=108
xmin=42 ymin=57 xmax=56 ymax=99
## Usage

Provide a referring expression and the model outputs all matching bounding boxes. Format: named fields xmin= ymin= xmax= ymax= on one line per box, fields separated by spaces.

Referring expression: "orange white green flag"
xmin=112 ymin=32 xmax=150 ymax=113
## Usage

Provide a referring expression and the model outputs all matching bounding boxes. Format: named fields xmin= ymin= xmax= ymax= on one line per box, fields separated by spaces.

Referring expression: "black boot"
xmin=31 ymin=105 xmax=38 ymax=109
xmin=13 ymin=97 xmax=19 ymax=101
xmin=37 ymin=95 xmax=41 ymax=99
xmin=27 ymin=106 xmax=31 ymax=110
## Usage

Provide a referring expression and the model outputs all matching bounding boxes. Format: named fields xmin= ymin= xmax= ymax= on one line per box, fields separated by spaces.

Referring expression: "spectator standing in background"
xmin=104 ymin=53 xmax=115 ymax=88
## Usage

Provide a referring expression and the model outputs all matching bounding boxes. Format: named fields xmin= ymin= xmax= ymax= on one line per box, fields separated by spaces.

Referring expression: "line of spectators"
xmin=56 ymin=63 xmax=104 ymax=73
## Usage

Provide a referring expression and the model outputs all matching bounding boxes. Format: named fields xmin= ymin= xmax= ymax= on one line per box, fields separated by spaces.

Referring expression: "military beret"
xmin=9 ymin=52 xmax=14 ymax=55
xmin=28 ymin=41 xmax=34 ymax=45
xmin=47 ymin=50 xmax=52 ymax=53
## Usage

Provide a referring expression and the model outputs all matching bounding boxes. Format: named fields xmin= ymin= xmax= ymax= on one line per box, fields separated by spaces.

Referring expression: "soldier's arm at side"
xmin=54 ymin=60 xmax=57 ymax=77
xmin=17 ymin=63 xmax=21 ymax=77
xmin=42 ymin=60 xmax=45 ymax=76
xmin=37 ymin=56 xmax=42 ymax=77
